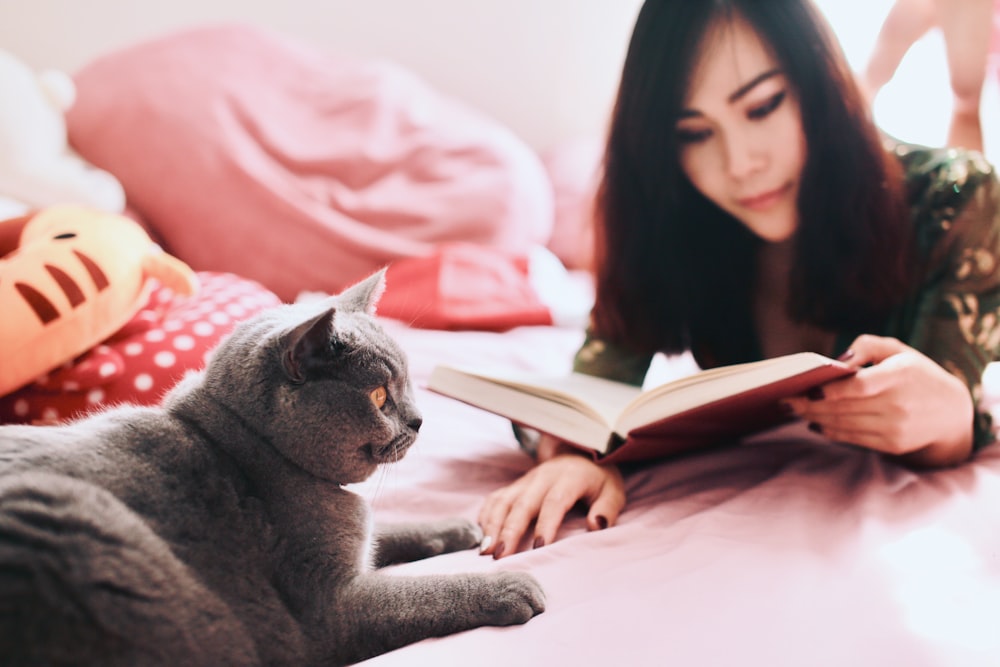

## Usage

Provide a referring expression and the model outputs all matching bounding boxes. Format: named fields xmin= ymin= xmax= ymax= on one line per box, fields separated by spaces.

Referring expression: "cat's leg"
xmin=0 ymin=472 xmax=260 ymax=667
xmin=315 ymin=570 xmax=545 ymax=665
xmin=372 ymin=518 xmax=483 ymax=566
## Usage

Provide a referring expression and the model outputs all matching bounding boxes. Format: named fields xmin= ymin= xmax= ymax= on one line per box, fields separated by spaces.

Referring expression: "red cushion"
xmin=378 ymin=243 xmax=553 ymax=331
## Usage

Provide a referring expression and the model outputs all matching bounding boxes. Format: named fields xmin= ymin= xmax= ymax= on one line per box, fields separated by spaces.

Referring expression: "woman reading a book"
xmin=478 ymin=0 xmax=1000 ymax=559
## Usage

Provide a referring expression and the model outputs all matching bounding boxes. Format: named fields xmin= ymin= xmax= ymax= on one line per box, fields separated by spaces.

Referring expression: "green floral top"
xmin=573 ymin=144 xmax=1000 ymax=450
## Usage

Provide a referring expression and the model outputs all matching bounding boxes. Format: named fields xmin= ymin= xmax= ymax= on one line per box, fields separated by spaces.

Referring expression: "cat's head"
xmin=198 ymin=270 xmax=422 ymax=485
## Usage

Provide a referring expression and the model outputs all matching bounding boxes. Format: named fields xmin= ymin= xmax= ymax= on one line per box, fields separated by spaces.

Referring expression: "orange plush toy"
xmin=0 ymin=204 xmax=198 ymax=397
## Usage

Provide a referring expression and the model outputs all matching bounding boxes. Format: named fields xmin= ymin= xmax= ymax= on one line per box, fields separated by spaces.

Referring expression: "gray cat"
xmin=0 ymin=270 xmax=544 ymax=666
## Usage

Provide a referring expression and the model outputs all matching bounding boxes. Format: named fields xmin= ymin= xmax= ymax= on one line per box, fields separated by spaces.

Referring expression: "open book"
xmin=427 ymin=352 xmax=854 ymax=464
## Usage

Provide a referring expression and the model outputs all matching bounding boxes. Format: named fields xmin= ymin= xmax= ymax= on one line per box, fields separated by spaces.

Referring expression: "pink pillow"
xmin=540 ymin=137 xmax=602 ymax=271
xmin=67 ymin=24 xmax=554 ymax=302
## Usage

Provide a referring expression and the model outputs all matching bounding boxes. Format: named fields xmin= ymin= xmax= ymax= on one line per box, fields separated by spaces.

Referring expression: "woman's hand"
xmin=478 ymin=434 xmax=625 ymax=559
xmin=782 ymin=334 xmax=974 ymax=467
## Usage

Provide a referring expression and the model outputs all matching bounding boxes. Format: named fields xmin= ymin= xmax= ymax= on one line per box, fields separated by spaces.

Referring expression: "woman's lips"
xmin=738 ymin=183 xmax=791 ymax=211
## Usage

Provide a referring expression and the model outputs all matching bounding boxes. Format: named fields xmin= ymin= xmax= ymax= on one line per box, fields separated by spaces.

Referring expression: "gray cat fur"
xmin=0 ymin=270 xmax=545 ymax=666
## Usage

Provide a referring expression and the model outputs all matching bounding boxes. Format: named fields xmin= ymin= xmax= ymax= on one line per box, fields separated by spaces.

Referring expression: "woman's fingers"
xmin=477 ymin=480 xmax=540 ymax=558
xmin=478 ymin=453 xmax=626 ymax=558
xmin=531 ymin=476 xmax=591 ymax=550
xmin=837 ymin=333 xmax=908 ymax=368
xmin=585 ymin=468 xmax=626 ymax=532
xmin=781 ymin=335 xmax=974 ymax=461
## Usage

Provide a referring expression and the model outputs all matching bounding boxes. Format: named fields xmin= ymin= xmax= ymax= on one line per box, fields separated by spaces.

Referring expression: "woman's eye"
xmin=369 ymin=386 xmax=387 ymax=409
xmin=748 ymin=91 xmax=785 ymax=120
xmin=676 ymin=127 xmax=712 ymax=144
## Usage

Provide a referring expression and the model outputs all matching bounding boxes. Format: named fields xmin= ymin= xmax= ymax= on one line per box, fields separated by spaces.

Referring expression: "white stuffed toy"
xmin=0 ymin=50 xmax=125 ymax=220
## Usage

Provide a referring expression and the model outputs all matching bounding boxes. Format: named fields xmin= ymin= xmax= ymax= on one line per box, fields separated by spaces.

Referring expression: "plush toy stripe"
xmin=72 ymin=250 xmax=109 ymax=290
xmin=15 ymin=253 xmax=109 ymax=326
xmin=44 ymin=264 xmax=85 ymax=307
xmin=0 ymin=205 xmax=198 ymax=398
xmin=14 ymin=282 xmax=58 ymax=324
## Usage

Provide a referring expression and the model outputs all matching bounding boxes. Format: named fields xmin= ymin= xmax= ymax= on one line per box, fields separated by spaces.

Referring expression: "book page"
xmin=459 ymin=369 xmax=643 ymax=427
xmin=428 ymin=365 xmax=644 ymax=452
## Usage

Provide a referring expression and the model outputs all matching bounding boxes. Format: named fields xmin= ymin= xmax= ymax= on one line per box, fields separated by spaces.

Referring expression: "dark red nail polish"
xmin=596 ymin=515 xmax=608 ymax=530
xmin=837 ymin=349 xmax=855 ymax=362
xmin=532 ymin=536 xmax=545 ymax=549
xmin=492 ymin=542 xmax=506 ymax=560
xmin=808 ymin=422 xmax=823 ymax=434
xmin=806 ymin=386 xmax=825 ymax=402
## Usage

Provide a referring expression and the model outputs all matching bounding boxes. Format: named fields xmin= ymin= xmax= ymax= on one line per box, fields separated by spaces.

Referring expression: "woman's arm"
xmin=786 ymin=152 xmax=1000 ymax=464
xmin=784 ymin=334 xmax=975 ymax=466
xmin=896 ymin=153 xmax=1000 ymax=454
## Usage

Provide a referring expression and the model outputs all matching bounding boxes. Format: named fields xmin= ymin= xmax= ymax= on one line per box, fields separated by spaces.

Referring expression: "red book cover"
xmin=594 ymin=363 xmax=854 ymax=465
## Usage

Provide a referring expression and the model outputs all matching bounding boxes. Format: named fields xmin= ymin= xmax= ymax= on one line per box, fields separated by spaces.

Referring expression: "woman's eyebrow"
xmin=678 ymin=67 xmax=784 ymax=119
xmin=728 ymin=68 xmax=782 ymax=103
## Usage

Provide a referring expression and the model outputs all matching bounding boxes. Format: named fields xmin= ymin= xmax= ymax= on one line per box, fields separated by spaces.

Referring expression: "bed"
xmin=4 ymin=18 xmax=1000 ymax=667
xmin=349 ymin=317 xmax=1000 ymax=667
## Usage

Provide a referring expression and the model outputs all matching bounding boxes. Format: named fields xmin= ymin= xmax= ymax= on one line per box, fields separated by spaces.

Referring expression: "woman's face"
xmin=676 ymin=16 xmax=807 ymax=243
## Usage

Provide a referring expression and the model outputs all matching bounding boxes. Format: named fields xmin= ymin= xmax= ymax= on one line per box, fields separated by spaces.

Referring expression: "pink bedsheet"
xmin=354 ymin=319 xmax=1000 ymax=667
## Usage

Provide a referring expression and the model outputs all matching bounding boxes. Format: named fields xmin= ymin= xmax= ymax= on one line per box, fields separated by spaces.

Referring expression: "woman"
xmin=478 ymin=0 xmax=1000 ymax=560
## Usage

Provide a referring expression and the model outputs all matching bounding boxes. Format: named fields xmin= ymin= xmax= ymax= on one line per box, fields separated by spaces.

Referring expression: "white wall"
xmin=0 ymin=0 xmax=643 ymax=152
xmin=0 ymin=0 xmax=994 ymax=158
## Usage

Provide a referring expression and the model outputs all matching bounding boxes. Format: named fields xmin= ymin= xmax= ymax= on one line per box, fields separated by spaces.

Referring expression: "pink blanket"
xmin=354 ymin=319 xmax=1000 ymax=667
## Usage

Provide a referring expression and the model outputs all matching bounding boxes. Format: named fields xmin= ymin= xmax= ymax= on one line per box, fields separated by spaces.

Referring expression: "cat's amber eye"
xmin=369 ymin=386 xmax=388 ymax=409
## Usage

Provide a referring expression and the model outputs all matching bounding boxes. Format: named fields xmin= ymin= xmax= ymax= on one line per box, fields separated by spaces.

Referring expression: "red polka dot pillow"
xmin=0 ymin=272 xmax=280 ymax=424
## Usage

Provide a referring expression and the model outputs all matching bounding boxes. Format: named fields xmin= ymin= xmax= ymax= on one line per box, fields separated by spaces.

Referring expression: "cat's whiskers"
xmin=375 ymin=463 xmax=391 ymax=499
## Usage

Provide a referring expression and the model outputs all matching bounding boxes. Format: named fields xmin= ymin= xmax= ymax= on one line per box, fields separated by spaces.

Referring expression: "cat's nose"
xmin=408 ymin=416 xmax=423 ymax=433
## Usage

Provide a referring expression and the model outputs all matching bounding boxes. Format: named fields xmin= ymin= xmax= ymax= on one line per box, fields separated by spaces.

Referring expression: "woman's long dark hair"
xmin=591 ymin=0 xmax=915 ymax=365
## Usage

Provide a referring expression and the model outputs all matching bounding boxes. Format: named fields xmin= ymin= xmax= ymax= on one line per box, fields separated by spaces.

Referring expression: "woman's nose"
xmin=722 ymin=132 xmax=765 ymax=180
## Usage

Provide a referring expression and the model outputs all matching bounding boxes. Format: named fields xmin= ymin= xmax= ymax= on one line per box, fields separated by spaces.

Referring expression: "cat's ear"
xmin=280 ymin=307 xmax=338 ymax=384
xmin=337 ymin=268 xmax=387 ymax=315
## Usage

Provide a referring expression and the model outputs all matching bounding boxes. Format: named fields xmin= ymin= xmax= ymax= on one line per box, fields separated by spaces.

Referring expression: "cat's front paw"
xmin=373 ymin=518 xmax=483 ymax=566
xmin=479 ymin=572 xmax=546 ymax=625
xmin=423 ymin=517 xmax=483 ymax=555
